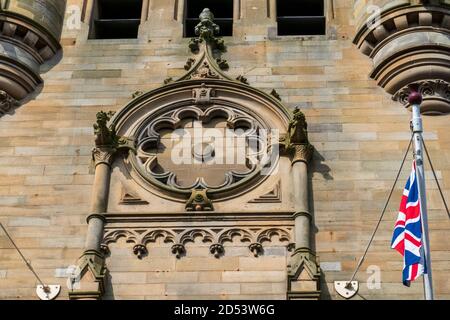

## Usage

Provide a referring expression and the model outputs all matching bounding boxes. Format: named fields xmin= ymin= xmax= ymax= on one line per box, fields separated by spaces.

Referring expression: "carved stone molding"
xmin=353 ymin=2 xmax=450 ymax=114
xmin=287 ymin=248 xmax=321 ymax=300
xmin=119 ymin=187 xmax=149 ymax=205
xmin=102 ymin=226 xmax=294 ymax=259
xmin=393 ymin=80 xmax=450 ymax=115
xmin=68 ymin=250 xmax=107 ymax=300
xmin=248 ymin=181 xmax=282 ymax=203
xmin=186 ymin=189 xmax=214 ymax=211
xmin=192 ymin=83 xmax=216 ymax=104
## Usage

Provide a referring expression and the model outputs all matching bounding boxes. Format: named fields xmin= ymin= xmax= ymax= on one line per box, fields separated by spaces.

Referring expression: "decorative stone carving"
xmin=353 ymin=2 xmax=450 ymax=114
xmin=393 ymin=80 xmax=450 ymax=115
xmin=280 ymin=108 xmax=314 ymax=164
xmin=68 ymin=250 xmax=107 ymax=300
xmin=100 ymin=243 xmax=110 ymax=256
xmin=0 ymin=90 xmax=18 ymax=116
xmin=132 ymin=104 xmax=261 ymax=198
xmin=94 ymin=111 xmax=120 ymax=148
xmin=171 ymin=244 xmax=186 ymax=259
xmin=132 ymin=244 xmax=148 ymax=259
xmin=102 ymin=226 xmax=293 ymax=259
xmin=92 ymin=148 xmax=116 ymax=167
xmin=192 ymin=83 xmax=215 ymax=105
xmin=287 ymin=248 xmax=321 ymax=300
xmin=193 ymin=8 xmax=225 ymax=51
xmin=209 ymin=244 xmax=225 ymax=258
xmin=216 ymin=58 xmax=229 ymax=70
xmin=270 ymin=89 xmax=281 ymax=101
xmin=92 ymin=111 xmax=134 ymax=167
xmin=186 ymin=189 xmax=214 ymax=211
xmin=290 ymin=144 xmax=315 ymax=165
xmin=132 ymin=91 xmax=144 ymax=99
xmin=184 ymin=58 xmax=196 ymax=70
xmin=236 ymin=75 xmax=249 ymax=85
xmin=179 ymin=228 xmax=215 ymax=245
xmin=249 ymin=243 xmax=264 ymax=257
xmin=142 ymin=229 xmax=176 ymax=244
xmin=190 ymin=61 xmax=220 ymax=80
xmin=119 ymin=185 xmax=149 ymax=205
xmin=164 ymin=77 xmax=173 ymax=85
xmin=248 ymin=181 xmax=282 ymax=203
xmin=257 ymin=228 xmax=291 ymax=244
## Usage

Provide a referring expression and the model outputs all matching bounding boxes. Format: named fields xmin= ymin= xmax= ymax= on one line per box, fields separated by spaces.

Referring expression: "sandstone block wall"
xmin=0 ymin=0 xmax=449 ymax=299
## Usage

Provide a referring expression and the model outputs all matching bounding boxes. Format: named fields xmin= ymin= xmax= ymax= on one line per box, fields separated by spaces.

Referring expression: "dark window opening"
xmin=277 ymin=0 xmax=326 ymax=36
xmin=89 ymin=0 xmax=143 ymax=39
xmin=184 ymin=0 xmax=233 ymax=38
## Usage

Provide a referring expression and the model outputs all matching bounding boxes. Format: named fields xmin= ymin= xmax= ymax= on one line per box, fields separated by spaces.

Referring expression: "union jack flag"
xmin=391 ymin=160 xmax=426 ymax=286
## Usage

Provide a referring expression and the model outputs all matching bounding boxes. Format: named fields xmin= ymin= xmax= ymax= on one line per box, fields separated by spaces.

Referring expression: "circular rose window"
xmin=128 ymin=103 xmax=277 ymax=199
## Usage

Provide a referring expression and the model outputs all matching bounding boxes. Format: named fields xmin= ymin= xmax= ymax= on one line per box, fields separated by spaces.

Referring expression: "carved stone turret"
xmin=0 ymin=1 xmax=66 ymax=116
xmin=353 ymin=0 xmax=450 ymax=115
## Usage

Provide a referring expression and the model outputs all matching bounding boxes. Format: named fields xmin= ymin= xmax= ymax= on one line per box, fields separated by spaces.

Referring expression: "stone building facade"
xmin=0 ymin=0 xmax=449 ymax=300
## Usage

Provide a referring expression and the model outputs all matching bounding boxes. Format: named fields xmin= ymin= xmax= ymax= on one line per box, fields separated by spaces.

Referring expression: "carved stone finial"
xmin=270 ymin=89 xmax=281 ymax=101
xmin=188 ymin=8 xmax=225 ymax=53
xmin=164 ymin=77 xmax=173 ymax=85
xmin=132 ymin=91 xmax=144 ymax=99
xmin=186 ymin=189 xmax=214 ymax=211
xmin=280 ymin=108 xmax=314 ymax=164
xmin=94 ymin=111 xmax=119 ymax=147
xmin=216 ymin=58 xmax=229 ymax=70
xmin=236 ymin=75 xmax=249 ymax=85
xmin=184 ymin=58 xmax=196 ymax=70
xmin=92 ymin=111 xmax=135 ymax=167
xmin=0 ymin=90 xmax=18 ymax=116
xmin=195 ymin=8 xmax=220 ymax=41
xmin=288 ymin=108 xmax=308 ymax=144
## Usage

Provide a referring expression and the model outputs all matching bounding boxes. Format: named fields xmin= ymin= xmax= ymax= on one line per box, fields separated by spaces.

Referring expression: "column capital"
xmin=92 ymin=147 xmax=117 ymax=167
xmin=290 ymin=143 xmax=314 ymax=165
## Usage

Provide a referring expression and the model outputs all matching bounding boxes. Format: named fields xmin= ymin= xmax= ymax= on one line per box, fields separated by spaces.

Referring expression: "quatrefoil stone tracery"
xmin=132 ymin=104 xmax=268 ymax=194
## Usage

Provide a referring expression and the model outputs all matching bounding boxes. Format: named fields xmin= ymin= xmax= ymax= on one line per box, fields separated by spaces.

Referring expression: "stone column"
xmin=84 ymin=148 xmax=113 ymax=252
xmin=282 ymin=108 xmax=321 ymax=300
xmin=69 ymin=112 xmax=131 ymax=300
xmin=291 ymin=145 xmax=313 ymax=250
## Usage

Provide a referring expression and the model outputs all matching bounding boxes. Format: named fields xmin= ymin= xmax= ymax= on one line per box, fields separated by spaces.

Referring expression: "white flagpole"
xmin=409 ymin=91 xmax=434 ymax=300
